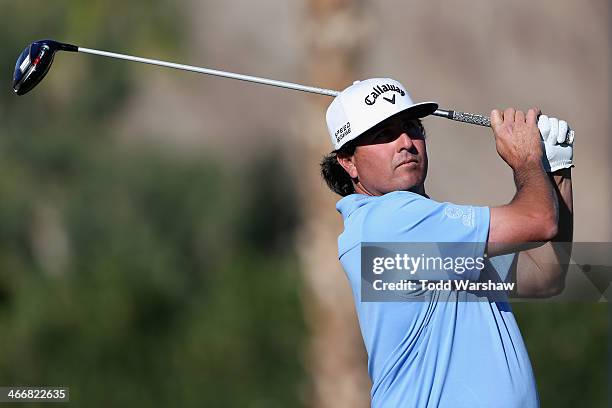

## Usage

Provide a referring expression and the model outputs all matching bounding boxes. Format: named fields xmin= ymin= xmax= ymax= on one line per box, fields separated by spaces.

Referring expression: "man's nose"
xmin=395 ymin=132 xmax=414 ymax=151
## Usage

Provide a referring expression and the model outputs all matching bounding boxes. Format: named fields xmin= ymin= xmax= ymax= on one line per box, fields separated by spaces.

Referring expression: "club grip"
xmin=435 ymin=109 xmax=575 ymax=142
xmin=449 ymin=111 xmax=491 ymax=127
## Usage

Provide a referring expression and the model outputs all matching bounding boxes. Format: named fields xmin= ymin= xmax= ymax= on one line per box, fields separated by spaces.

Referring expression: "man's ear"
xmin=336 ymin=153 xmax=358 ymax=179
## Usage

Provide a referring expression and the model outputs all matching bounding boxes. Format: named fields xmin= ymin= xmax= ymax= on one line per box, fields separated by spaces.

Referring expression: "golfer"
xmin=321 ymin=78 xmax=573 ymax=407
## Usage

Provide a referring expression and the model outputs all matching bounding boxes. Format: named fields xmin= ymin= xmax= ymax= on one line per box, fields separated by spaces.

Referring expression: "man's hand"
xmin=491 ymin=108 xmax=544 ymax=171
xmin=538 ymin=115 xmax=574 ymax=172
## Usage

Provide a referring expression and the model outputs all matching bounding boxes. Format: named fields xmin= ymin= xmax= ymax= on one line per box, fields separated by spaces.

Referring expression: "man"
xmin=321 ymin=78 xmax=573 ymax=407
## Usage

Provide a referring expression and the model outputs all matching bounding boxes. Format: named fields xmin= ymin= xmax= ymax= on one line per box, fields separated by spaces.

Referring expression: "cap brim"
xmin=331 ymin=101 xmax=439 ymax=152
xmin=364 ymin=101 xmax=439 ymax=135
xmin=396 ymin=101 xmax=439 ymax=119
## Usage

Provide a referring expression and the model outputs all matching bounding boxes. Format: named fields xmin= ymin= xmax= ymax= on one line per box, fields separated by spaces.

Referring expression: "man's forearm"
xmin=487 ymin=162 xmax=559 ymax=257
xmin=550 ymin=168 xmax=573 ymax=243
xmin=513 ymin=168 xmax=573 ymax=297
xmin=507 ymin=162 xmax=559 ymax=239
xmin=545 ymin=167 xmax=573 ymax=281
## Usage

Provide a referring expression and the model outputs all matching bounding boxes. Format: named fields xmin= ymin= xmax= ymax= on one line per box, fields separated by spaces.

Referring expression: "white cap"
xmin=326 ymin=78 xmax=438 ymax=151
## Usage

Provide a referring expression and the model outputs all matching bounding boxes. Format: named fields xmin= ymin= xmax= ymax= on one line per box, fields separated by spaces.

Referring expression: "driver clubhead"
xmin=13 ymin=39 xmax=78 ymax=95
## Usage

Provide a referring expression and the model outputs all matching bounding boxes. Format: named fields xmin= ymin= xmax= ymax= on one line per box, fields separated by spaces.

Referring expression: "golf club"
xmin=12 ymin=39 xmax=573 ymax=139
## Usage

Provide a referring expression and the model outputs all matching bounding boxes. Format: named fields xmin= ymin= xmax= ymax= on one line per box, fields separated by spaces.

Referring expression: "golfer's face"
xmin=352 ymin=117 xmax=428 ymax=195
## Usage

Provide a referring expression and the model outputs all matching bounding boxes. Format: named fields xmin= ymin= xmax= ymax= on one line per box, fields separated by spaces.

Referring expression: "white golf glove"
xmin=538 ymin=115 xmax=574 ymax=172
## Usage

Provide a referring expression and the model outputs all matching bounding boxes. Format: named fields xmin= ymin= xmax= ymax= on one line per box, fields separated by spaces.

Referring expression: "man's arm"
xmin=486 ymin=108 xmax=559 ymax=257
xmin=511 ymin=168 xmax=573 ymax=297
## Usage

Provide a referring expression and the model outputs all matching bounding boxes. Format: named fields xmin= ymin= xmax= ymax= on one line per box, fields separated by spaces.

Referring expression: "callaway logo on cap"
xmin=326 ymin=78 xmax=438 ymax=151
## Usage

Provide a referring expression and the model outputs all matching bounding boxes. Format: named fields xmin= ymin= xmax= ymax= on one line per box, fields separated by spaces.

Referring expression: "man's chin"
xmin=395 ymin=173 xmax=425 ymax=192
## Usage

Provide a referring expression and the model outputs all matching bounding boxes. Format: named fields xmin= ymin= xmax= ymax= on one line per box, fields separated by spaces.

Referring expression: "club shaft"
xmin=77 ymin=46 xmax=572 ymax=139
xmin=78 ymin=47 xmax=340 ymax=97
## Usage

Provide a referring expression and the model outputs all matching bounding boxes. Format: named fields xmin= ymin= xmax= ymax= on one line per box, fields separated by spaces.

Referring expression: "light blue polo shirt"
xmin=337 ymin=191 xmax=538 ymax=408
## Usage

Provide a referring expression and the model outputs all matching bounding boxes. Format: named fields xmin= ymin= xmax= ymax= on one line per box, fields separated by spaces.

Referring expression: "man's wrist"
xmin=513 ymin=160 xmax=545 ymax=175
xmin=549 ymin=167 xmax=572 ymax=186
xmin=550 ymin=167 xmax=571 ymax=177
xmin=548 ymin=167 xmax=572 ymax=179
xmin=513 ymin=161 xmax=547 ymax=188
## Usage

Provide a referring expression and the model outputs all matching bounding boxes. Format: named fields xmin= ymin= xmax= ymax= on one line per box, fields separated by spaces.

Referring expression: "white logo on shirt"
xmin=445 ymin=206 xmax=463 ymax=219
xmin=445 ymin=206 xmax=476 ymax=227
xmin=462 ymin=207 xmax=475 ymax=227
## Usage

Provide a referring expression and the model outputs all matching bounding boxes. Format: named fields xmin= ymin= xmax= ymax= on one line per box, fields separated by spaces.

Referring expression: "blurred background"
xmin=0 ymin=0 xmax=609 ymax=407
